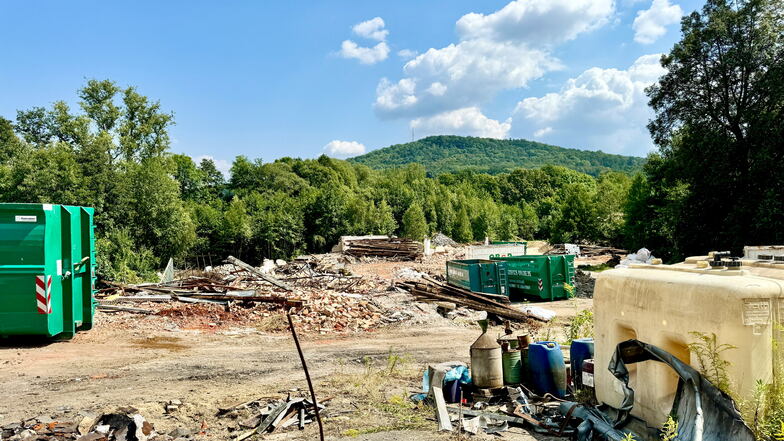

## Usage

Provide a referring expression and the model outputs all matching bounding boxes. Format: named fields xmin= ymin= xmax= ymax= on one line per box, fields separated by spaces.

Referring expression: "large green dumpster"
xmin=495 ymin=255 xmax=575 ymax=301
xmin=0 ymin=203 xmax=96 ymax=339
xmin=446 ymin=259 xmax=508 ymax=296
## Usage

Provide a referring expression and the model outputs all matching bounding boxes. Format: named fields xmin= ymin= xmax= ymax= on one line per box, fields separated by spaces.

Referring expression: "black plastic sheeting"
xmin=561 ymin=339 xmax=755 ymax=441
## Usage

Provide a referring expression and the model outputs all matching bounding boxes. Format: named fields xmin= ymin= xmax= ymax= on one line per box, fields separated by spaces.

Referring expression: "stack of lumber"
xmin=342 ymin=237 xmax=423 ymax=260
xmin=396 ymin=276 xmax=543 ymax=323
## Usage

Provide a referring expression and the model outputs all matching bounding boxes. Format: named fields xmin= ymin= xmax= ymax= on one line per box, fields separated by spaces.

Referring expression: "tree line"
xmin=0 ymin=87 xmax=631 ymax=281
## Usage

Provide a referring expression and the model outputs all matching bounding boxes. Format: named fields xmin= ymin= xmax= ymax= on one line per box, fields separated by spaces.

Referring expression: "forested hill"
xmin=349 ymin=135 xmax=645 ymax=176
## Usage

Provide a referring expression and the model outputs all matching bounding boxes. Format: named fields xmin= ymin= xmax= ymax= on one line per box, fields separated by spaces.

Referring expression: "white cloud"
xmin=633 ymin=0 xmax=683 ymax=44
xmin=339 ymin=40 xmax=390 ymax=64
xmin=195 ymin=155 xmax=231 ymax=177
xmin=338 ymin=17 xmax=391 ymax=64
xmin=411 ymin=107 xmax=511 ymax=139
xmin=353 ymin=17 xmax=388 ymax=41
xmin=533 ymin=127 xmax=553 ymax=138
xmin=513 ymin=54 xmax=665 ymax=155
xmin=397 ymin=49 xmax=418 ymax=59
xmin=374 ymin=0 xmax=615 ymax=119
xmin=456 ymin=0 xmax=615 ymax=46
xmin=426 ymin=82 xmax=447 ymax=96
xmin=375 ymin=40 xmax=560 ymax=118
xmin=323 ymin=140 xmax=367 ymax=158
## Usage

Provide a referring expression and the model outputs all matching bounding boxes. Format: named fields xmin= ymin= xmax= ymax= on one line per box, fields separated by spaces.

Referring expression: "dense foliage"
xmin=0 ymin=81 xmax=632 ymax=281
xmin=349 ymin=135 xmax=645 ymax=176
xmin=625 ymin=0 xmax=784 ymax=261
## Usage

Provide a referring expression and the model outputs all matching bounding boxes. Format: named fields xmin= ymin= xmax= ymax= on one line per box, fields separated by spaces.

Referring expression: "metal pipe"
xmin=286 ymin=310 xmax=324 ymax=441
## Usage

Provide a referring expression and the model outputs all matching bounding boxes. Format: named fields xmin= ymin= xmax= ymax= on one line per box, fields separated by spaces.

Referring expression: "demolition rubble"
xmin=8 ymin=234 xmax=772 ymax=441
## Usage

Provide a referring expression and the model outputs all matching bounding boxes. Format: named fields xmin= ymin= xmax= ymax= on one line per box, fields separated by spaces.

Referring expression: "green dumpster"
xmin=0 ymin=203 xmax=96 ymax=339
xmin=446 ymin=259 xmax=509 ymax=296
xmin=495 ymin=255 xmax=575 ymax=301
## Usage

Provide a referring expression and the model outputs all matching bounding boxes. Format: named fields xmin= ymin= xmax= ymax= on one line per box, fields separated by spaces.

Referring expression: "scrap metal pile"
xmin=217 ymin=395 xmax=326 ymax=440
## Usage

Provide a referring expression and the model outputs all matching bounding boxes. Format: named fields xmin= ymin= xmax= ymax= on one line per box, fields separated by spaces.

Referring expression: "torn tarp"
xmin=561 ymin=339 xmax=755 ymax=441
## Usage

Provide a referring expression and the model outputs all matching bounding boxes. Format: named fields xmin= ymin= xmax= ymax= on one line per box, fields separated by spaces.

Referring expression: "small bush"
xmin=566 ymin=309 xmax=594 ymax=344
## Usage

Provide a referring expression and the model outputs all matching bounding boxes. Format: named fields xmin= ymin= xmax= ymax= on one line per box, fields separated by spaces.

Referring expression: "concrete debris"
xmin=394 ymin=267 xmax=428 ymax=280
xmin=431 ymin=233 xmax=458 ymax=247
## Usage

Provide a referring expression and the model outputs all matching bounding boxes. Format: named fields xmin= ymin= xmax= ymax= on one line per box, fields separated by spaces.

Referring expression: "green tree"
xmin=551 ymin=184 xmax=597 ymax=243
xmin=453 ymin=205 xmax=473 ymax=243
xmin=642 ymin=0 xmax=784 ymax=257
xmin=371 ymin=200 xmax=397 ymax=235
xmin=113 ymin=158 xmax=196 ymax=261
xmin=401 ymin=203 xmax=427 ymax=240
xmin=593 ymin=171 xmax=632 ymax=244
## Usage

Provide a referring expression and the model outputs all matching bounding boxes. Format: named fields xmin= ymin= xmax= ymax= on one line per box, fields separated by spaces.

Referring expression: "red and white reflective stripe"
xmin=538 ymin=279 xmax=543 ymax=291
xmin=35 ymin=275 xmax=52 ymax=314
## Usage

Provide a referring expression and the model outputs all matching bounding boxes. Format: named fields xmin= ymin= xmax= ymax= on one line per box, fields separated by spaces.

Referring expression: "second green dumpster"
xmin=494 ymin=255 xmax=575 ymax=301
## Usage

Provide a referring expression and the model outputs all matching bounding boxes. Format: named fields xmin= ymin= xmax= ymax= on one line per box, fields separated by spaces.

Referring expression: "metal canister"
xmin=502 ymin=349 xmax=522 ymax=384
xmin=470 ymin=319 xmax=503 ymax=388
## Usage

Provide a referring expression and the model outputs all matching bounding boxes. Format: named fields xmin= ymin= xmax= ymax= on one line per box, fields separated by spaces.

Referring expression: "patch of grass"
xmin=323 ymin=350 xmax=433 ymax=437
xmin=255 ymin=313 xmax=288 ymax=333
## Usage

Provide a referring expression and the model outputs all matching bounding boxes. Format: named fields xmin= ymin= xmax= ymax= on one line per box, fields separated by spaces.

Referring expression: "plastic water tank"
xmin=594 ymin=256 xmax=784 ymax=426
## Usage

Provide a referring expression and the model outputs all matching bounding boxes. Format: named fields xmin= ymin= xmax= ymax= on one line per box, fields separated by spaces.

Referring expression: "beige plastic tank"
xmin=594 ymin=257 xmax=784 ymax=427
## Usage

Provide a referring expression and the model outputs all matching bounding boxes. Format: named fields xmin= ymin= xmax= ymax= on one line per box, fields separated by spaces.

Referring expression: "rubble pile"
xmin=431 ymin=233 xmax=458 ymax=247
xmin=1 ymin=410 xmax=159 ymax=441
xmin=97 ymin=255 xmax=401 ymax=334
xmin=274 ymin=255 xmax=385 ymax=293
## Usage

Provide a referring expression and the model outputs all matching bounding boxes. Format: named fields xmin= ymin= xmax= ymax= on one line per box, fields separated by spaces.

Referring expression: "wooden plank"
xmin=227 ymin=256 xmax=292 ymax=291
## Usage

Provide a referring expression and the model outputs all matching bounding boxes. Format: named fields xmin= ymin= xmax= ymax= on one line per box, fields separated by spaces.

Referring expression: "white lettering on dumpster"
xmin=508 ymin=270 xmax=532 ymax=276
xmin=742 ymin=299 xmax=771 ymax=326
xmin=15 ymin=215 xmax=37 ymax=222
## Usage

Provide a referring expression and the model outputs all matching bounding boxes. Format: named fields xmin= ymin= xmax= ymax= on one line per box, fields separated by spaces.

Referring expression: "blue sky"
xmin=1 ymin=0 xmax=703 ymax=173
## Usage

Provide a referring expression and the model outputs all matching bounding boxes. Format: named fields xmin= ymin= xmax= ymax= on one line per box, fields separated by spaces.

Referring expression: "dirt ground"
xmin=0 ymin=255 xmax=593 ymax=440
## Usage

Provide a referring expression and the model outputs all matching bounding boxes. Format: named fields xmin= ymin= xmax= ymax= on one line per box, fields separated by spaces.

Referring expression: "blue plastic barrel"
xmin=528 ymin=341 xmax=567 ymax=397
xmin=570 ymin=338 xmax=594 ymax=390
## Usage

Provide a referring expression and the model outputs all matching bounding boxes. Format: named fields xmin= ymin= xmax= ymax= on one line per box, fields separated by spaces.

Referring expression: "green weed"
xmin=687 ymin=331 xmax=736 ymax=395
xmin=565 ymin=309 xmax=594 ymax=345
xmin=660 ymin=416 xmax=678 ymax=441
